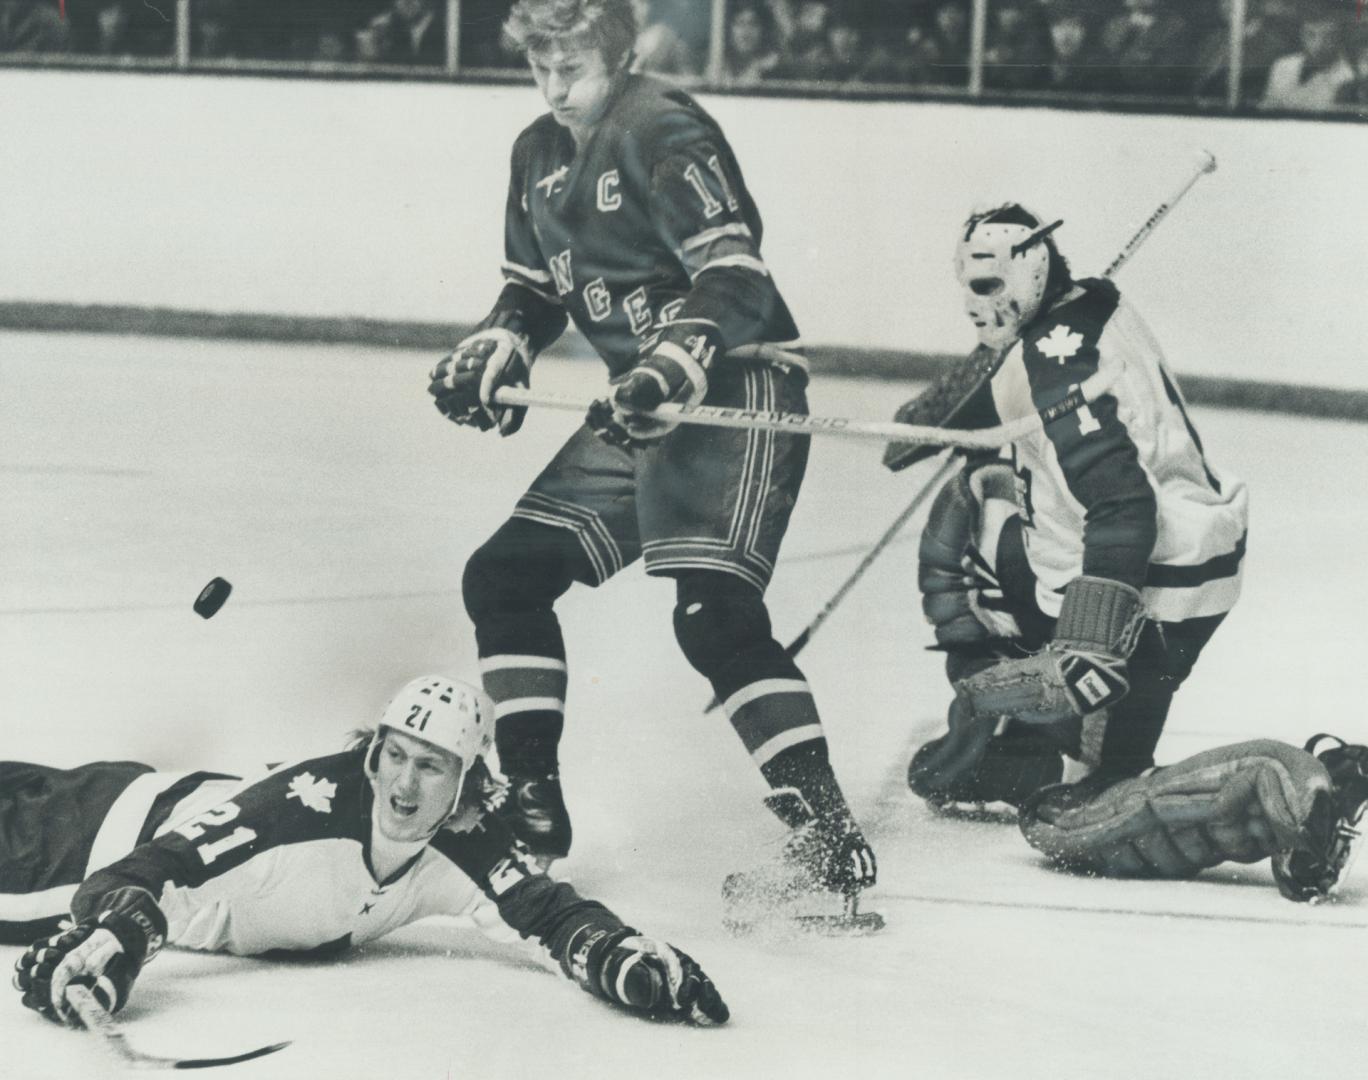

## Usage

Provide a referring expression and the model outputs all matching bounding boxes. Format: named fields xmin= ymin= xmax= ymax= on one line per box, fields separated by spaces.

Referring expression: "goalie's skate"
xmin=496 ymin=774 xmax=572 ymax=868
xmin=722 ymin=789 xmax=883 ymax=937
xmin=1272 ymin=735 xmax=1368 ymax=904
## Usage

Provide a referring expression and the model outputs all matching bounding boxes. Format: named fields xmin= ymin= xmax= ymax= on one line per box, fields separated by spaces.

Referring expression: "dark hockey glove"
xmin=13 ymin=889 xmax=165 ymax=1025
xmin=587 ymin=323 xmax=718 ymax=449
xmin=428 ymin=328 xmax=533 ymax=436
xmin=883 ymin=344 xmax=1002 ymax=472
xmin=956 ymin=575 xmax=1145 ymax=727
xmin=562 ymin=924 xmax=729 ymax=1026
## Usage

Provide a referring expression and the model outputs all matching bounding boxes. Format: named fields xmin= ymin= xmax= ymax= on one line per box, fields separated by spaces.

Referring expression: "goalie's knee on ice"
xmin=672 ymin=572 xmax=775 ymax=679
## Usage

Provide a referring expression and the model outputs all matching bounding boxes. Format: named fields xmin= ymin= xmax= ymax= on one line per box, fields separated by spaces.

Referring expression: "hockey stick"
xmin=494 ymin=368 xmax=1114 ymax=449
xmin=495 ymin=152 xmax=1218 ymax=448
xmin=65 ymin=984 xmax=291 ymax=1071
xmin=700 ymin=148 xmax=1220 ymax=711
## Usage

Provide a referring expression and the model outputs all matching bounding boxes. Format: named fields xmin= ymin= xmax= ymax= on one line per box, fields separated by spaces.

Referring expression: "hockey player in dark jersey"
xmin=427 ymin=0 xmax=876 ymax=921
xmin=6 ymin=676 xmax=727 ymax=1027
xmin=888 ymin=205 xmax=1368 ymax=901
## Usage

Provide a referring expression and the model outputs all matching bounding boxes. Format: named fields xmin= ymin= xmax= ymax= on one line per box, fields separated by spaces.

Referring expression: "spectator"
xmin=1043 ymin=6 xmax=1104 ymax=94
xmin=983 ymin=0 xmax=1052 ymax=92
xmin=929 ymin=0 xmax=971 ymax=87
xmin=1334 ymin=33 xmax=1368 ymax=109
xmin=357 ymin=0 xmax=444 ymax=66
xmin=190 ymin=0 xmax=245 ymax=59
xmin=1191 ymin=0 xmax=1300 ymax=102
xmin=0 ymin=0 xmax=68 ymax=53
xmin=61 ymin=0 xmax=172 ymax=56
xmin=629 ymin=0 xmax=697 ymax=77
xmin=1097 ymin=0 xmax=1191 ymax=97
xmin=859 ymin=13 xmax=943 ymax=87
xmin=1262 ymin=6 xmax=1354 ymax=111
xmin=721 ymin=1 xmax=781 ymax=86
xmin=767 ymin=0 xmax=831 ymax=78
xmin=459 ymin=0 xmax=522 ymax=67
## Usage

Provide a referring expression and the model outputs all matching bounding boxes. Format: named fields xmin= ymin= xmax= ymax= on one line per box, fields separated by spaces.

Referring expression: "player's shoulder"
xmin=232 ymin=747 xmax=367 ymax=831
xmin=510 ymin=113 xmax=565 ymax=167
xmin=611 ymin=74 xmax=725 ymax=157
xmin=1020 ymin=278 xmax=1121 ymax=374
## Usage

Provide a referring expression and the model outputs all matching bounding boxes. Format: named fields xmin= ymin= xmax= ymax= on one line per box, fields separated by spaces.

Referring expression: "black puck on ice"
xmin=194 ymin=577 xmax=233 ymax=619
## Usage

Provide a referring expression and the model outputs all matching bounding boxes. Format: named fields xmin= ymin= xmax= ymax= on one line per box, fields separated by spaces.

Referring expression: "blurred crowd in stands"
xmin=2 ymin=0 xmax=1365 ymax=112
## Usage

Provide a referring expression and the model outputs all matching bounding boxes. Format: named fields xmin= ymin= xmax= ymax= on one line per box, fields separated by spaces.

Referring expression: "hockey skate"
xmin=1272 ymin=735 xmax=1368 ymax=904
xmin=722 ymin=789 xmax=883 ymax=937
xmin=496 ymin=775 xmax=572 ymax=869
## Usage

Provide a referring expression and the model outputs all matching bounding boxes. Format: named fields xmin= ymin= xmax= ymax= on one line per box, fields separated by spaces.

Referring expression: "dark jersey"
xmin=488 ymin=73 xmax=801 ymax=376
xmin=73 ymin=748 xmax=619 ymax=958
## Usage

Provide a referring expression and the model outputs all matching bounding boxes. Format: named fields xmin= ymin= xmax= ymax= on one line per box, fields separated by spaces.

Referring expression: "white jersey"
xmin=73 ymin=748 xmax=604 ymax=959
xmin=984 ymin=278 xmax=1247 ymax=623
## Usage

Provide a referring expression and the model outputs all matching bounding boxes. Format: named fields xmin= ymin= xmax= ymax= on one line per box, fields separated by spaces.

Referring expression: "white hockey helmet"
xmin=955 ymin=204 xmax=1064 ymax=349
xmin=365 ymin=674 xmax=494 ymax=807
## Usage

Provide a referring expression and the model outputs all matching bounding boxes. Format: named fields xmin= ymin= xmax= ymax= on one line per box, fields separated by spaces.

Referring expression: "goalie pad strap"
xmin=1019 ymin=740 xmax=1333 ymax=878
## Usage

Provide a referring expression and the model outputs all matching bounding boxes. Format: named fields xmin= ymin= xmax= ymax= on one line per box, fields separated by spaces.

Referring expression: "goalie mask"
xmin=955 ymin=204 xmax=1065 ymax=349
xmin=365 ymin=675 xmax=494 ymax=833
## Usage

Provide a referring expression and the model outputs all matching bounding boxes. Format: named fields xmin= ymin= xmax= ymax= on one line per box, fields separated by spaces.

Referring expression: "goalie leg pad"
xmin=1019 ymin=740 xmax=1333 ymax=878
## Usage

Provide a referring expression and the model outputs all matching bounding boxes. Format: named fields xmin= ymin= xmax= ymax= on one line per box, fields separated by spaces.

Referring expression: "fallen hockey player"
xmin=4 ymin=675 xmax=728 ymax=1028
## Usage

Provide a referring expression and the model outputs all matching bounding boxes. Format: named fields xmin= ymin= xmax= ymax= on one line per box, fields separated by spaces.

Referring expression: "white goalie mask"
xmin=364 ymin=674 xmax=494 ymax=818
xmin=955 ymin=205 xmax=1064 ymax=349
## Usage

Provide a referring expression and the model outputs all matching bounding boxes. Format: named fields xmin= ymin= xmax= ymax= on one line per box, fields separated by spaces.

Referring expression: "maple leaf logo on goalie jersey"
xmin=982 ymin=278 xmax=1248 ymax=623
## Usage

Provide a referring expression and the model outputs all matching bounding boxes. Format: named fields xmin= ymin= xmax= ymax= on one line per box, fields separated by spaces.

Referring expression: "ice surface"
xmin=2 ymin=331 xmax=1366 ymax=1080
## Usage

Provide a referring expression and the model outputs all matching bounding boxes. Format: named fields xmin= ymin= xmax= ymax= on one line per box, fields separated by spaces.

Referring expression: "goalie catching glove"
xmin=428 ymin=327 xmax=534 ymax=436
xmin=13 ymin=887 xmax=165 ymax=1025
xmin=955 ymin=574 xmax=1145 ymax=727
xmin=587 ymin=322 xmax=718 ymax=449
xmin=561 ymin=923 xmax=729 ymax=1026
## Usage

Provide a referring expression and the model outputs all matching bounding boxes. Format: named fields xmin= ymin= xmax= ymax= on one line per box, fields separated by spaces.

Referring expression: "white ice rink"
xmin=3 ymin=329 xmax=1367 ymax=1079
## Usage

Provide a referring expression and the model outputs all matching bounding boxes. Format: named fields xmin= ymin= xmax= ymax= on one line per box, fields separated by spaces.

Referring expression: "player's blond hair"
xmin=504 ymin=0 xmax=637 ymax=67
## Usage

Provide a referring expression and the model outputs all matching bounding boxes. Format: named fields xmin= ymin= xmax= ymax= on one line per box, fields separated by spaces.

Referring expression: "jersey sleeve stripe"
xmin=680 ymin=223 xmax=754 ymax=252
xmin=689 ymin=254 xmax=769 ymax=280
xmin=501 ymin=260 xmax=552 ymax=284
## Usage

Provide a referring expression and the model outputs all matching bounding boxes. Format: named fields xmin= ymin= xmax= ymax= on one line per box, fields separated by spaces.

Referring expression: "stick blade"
xmin=174 ymin=1041 xmax=292 ymax=1070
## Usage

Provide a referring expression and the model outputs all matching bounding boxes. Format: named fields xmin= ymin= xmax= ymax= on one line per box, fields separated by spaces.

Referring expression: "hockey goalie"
xmin=889 ymin=204 xmax=1368 ymax=902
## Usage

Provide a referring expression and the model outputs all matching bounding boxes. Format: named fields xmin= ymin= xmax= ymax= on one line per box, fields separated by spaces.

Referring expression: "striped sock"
xmin=480 ymin=653 xmax=568 ymax=777
xmin=721 ymin=677 xmax=849 ymax=821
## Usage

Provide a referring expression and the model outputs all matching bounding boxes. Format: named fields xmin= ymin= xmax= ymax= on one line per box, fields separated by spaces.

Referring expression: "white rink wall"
xmin=3 ymin=68 xmax=1366 ymax=389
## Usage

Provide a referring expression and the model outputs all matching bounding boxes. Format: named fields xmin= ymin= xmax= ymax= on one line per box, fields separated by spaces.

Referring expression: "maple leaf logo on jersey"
xmin=287 ymin=772 xmax=337 ymax=814
xmin=535 ymin=165 xmax=569 ymax=199
xmin=1038 ymin=324 xmax=1084 ymax=365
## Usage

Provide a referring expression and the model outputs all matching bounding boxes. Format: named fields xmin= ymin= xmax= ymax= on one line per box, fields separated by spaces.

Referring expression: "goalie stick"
xmin=702 ymin=153 xmax=1220 ymax=711
xmin=65 ymin=984 xmax=290 ymax=1071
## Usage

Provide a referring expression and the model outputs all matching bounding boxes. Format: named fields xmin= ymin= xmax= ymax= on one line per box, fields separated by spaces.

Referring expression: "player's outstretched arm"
xmin=557 ymin=920 xmax=729 ymax=1026
xmin=13 ymin=886 xmax=164 ymax=1025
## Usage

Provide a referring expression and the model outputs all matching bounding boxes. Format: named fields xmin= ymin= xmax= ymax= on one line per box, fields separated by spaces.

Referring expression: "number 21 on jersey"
xmin=174 ymin=802 xmax=257 ymax=865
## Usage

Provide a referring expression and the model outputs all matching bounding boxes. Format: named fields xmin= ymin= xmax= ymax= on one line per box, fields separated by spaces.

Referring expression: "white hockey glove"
xmin=562 ymin=924 xmax=729 ymax=1026
xmin=13 ymin=890 xmax=164 ymax=1025
xmin=586 ymin=323 xmax=718 ymax=449
xmin=428 ymin=328 xmax=533 ymax=436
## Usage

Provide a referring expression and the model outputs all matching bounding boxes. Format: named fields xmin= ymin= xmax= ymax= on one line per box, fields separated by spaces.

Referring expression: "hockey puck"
xmin=194 ymin=577 xmax=233 ymax=619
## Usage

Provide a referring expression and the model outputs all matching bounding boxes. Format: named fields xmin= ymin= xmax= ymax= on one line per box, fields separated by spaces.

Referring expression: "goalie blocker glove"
xmin=428 ymin=327 xmax=534 ymax=436
xmin=956 ymin=575 xmax=1145 ymax=727
xmin=587 ymin=322 xmax=718 ymax=449
xmin=561 ymin=922 xmax=729 ymax=1026
xmin=13 ymin=886 xmax=165 ymax=1025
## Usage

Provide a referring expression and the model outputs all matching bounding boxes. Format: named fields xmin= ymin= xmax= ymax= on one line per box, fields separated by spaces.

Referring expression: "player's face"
xmin=527 ymin=41 xmax=617 ymax=141
xmin=373 ymin=730 xmax=464 ymax=842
